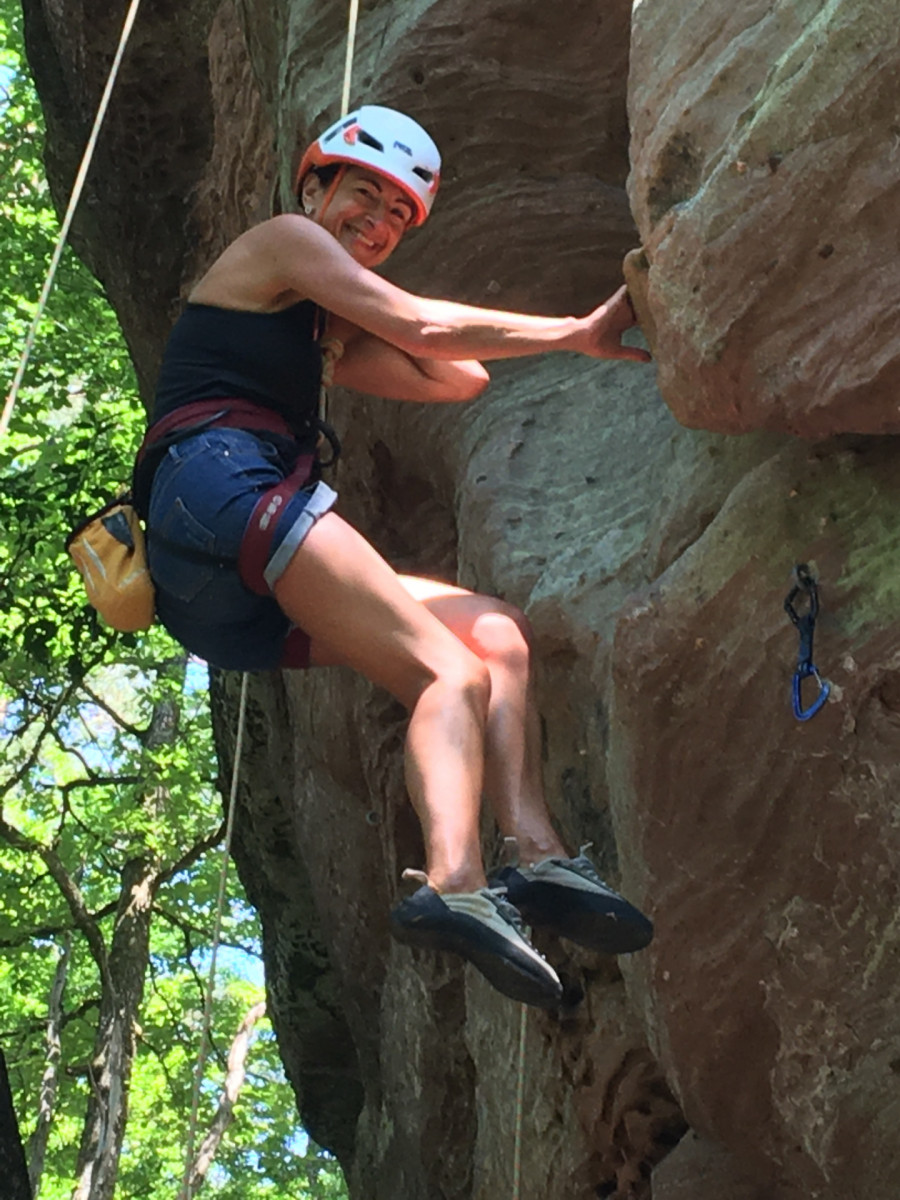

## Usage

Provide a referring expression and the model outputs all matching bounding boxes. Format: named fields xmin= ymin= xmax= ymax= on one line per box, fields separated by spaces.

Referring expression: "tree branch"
xmin=154 ymin=905 xmax=257 ymax=959
xmin=0 ymin=685 xmax=74 ymax=807
xmin=1 ymin=997 xmax=101 ymax=1042
xmin=185 ymin=1002 xmax=267 ymax=1198
xmin=0 ymin=818 xmax=108 ymax=978
xmin=0 ymin=900 xmax=117 ymax=949
xmin=77 ymin=685 xmax=145 ymax=741
xmin=157 ymin=821 xmax=226 ymax=888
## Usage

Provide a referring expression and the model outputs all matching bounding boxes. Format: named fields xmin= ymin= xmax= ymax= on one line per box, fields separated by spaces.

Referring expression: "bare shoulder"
xmin=248 ymin=212 xmax=310 ymax=246
xmin=189 ymin=214 xmax=313 ymax=309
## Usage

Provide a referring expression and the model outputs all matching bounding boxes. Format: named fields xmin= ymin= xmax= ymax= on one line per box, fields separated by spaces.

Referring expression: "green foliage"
xmin=0 ymin=5 xmax=347 ymax=1197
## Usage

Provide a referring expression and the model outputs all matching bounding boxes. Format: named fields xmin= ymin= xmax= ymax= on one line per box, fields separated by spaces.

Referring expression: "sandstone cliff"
xmin=23 ymin=0 xmax=900 ymax=1196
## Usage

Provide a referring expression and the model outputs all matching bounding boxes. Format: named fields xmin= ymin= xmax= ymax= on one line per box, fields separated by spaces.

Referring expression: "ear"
xmin=299 ymin=172 xmax=322 ymax=215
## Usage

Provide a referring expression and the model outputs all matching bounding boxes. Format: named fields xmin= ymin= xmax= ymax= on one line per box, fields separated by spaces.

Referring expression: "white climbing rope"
xmin=340 ymin=0 xmax=361 ymax=118
xmin=511 ymin=997 xmax=528 ymax=1199
xmin=0 ymin=0 xmax=144 ymax=442
xmin=179 ymin=670 xmax=249 ymax=1200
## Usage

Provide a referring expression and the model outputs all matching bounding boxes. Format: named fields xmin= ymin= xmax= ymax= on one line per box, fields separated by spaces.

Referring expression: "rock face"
xmin=23 ymin=0 xmax=900 ymax=1197
xmin=626 ymin=0 xmax=900 ymax=438
xmin=610 ymin=436 xmax=900 ymax=1199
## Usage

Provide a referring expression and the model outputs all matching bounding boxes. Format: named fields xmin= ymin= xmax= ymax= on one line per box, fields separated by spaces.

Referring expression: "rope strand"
xmin=1 ymin=0 xmax=144 ymax=442
xmin=179 ymin=671 xmax=249 ymax=1200
xmin=340 ymin=0 xmax=361 ymax=118
xmin=512 ymin=999 xmax=528 ymax=1200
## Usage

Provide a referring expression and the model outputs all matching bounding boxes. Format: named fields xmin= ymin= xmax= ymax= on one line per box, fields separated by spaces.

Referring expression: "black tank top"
xmin=153 ymin=300 xmax=324 ymax=447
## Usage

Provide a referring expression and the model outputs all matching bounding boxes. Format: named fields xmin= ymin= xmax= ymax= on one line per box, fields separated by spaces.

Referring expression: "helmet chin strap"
xmin=307 ymin=163 xmax=347 ymax=226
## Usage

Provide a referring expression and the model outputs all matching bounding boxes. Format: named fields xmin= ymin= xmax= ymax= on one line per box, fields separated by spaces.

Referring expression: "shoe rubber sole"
xmin=513 ymin=888 xmax=654 ymax=955
xmin=390 ymin=917 xmax=562 ymax=1009
xmin=492 ymin=866 xmax=654 ymax=956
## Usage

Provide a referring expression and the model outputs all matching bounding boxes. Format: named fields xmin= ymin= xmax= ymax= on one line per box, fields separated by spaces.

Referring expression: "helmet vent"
xmin=357 ymin=129 xmax=385 ymax=152
xmin=412 ymin=165 xmax=434 ymax=183
xmin=324 ymin=117 xmax=358 ymax=145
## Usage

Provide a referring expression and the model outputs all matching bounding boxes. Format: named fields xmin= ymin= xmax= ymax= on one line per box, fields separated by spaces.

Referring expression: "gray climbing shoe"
xmin=390 ymin=872 xmax=563 ymax=1008
xmin=490 ymin=847 xmax=653 ymax=955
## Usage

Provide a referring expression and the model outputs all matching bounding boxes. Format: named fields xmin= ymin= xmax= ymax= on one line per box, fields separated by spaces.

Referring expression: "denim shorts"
xmin=147 ymin=427 xmax=336 ymax=671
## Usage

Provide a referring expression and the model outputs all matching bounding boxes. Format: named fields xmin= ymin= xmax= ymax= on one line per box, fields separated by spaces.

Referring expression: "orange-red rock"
xmin=628 ymin=0 xmax=900 ymax=436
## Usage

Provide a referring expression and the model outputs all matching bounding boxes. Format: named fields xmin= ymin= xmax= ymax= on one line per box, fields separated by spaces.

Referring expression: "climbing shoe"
xmin=489 ymin=847 xmax=653 ymax=955
xmin=390 ymin=872 xmax=563 ymax=1009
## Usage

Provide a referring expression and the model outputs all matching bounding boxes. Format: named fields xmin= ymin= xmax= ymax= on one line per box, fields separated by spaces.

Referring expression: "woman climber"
xmin=137 ymin=104 xmax=653 ymax=1009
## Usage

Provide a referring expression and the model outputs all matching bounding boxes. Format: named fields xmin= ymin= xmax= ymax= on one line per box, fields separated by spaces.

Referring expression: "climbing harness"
xmin=1 ymin=0 xmax=144 ymax=441
xmin=180 ymin=671 xmax=248 ymax=1200
xmin=784 ymin=563 xmax=831 ymax=721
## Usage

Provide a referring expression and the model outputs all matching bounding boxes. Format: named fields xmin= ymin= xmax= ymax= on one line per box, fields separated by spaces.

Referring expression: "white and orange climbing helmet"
xmin=295 ymin=105 xmax=441 ymax=226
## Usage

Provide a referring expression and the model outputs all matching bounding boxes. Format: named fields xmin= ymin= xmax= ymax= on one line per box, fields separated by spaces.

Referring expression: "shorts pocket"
xmin=149 ymin=496 xmax=219 ymax=604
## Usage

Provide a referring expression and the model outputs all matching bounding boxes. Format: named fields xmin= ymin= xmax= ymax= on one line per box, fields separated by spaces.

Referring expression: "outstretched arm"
xmin=246 ymin=216 xmax=650 ymax=364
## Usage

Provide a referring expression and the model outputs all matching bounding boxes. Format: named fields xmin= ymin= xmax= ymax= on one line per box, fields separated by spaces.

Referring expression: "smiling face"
xmin=300 ymin=165 xmax=415 ymax=267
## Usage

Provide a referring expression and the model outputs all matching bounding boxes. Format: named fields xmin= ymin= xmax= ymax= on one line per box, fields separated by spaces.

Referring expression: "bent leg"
xmin=315 ymin=572 xmax=568 ymax=866
xmin=404 ymin=577 xmax=569 ymax=864
xmin=394 ymin=581 xmax=653 ymax=955
xmin=303 ymin=561 xmax=652 ymax=958
xmin=273 ymin=512 xmax=490 ymax=893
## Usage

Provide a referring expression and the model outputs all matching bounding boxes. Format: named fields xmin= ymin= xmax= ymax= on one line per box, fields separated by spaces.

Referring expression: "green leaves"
xmin=0 ymin=4 xmax=347 ymax=1195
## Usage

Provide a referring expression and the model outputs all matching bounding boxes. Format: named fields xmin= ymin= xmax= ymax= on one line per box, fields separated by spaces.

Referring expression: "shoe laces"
xmin=569 ymin=844 xmax=605 ymax=882
xmin=401 ymin=869 xmax=543 ymax=946
xmin=483 ymin=884 xmax=525 ymax=929
xmin=483 ymin=889 xmax=555 ymax=963
xmin=543 ymin=843 xmax=606 ymax=885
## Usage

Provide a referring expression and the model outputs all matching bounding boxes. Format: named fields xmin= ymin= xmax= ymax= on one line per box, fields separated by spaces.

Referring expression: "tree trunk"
xmin=71 ymin=858 xmax=158 ymax=1200
xmin=0 ymin=1045 xmax=33 ymax=1200
xmin=28 ymin=934 xmax=71 ymax=1197
xmin=70 ymin=690 xmax=185 ymax=1200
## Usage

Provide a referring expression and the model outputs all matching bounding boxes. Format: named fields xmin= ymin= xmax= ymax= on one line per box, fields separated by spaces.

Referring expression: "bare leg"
xmin=401 ymin=579 xmax=568 ymax=865
xmin=312 ymin=572 xmax=567 ymax=867
xmin=274 ymin=512 xmax=489 ymax=893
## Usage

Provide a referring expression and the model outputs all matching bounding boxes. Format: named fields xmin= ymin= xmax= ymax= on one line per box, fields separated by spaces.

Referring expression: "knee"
xmin=436 ymin=649 xmax=493 ymax=720
xmin=459 ymin=653 xmax=493 ymax=717
xmin=472 ymin=605 xmax=534 ymax=676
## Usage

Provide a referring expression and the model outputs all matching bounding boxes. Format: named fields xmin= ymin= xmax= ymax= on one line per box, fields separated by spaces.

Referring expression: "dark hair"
xmin=296 ymin=162 xmax=343 ymax=201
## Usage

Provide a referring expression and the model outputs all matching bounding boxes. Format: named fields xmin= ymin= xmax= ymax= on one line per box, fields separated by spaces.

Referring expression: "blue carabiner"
xmin=792 ymin=660 xmax=831 ymax=722
xmin=785 ymin=564 xmax=831 ymax=721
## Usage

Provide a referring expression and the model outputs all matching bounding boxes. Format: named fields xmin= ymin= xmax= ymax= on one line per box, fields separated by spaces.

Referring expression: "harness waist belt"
xmin=132 ymin=398 xmax=310 ymax=519
xmin=137 ymin=398 xmax=300 ymax=464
